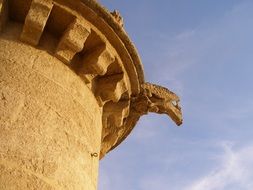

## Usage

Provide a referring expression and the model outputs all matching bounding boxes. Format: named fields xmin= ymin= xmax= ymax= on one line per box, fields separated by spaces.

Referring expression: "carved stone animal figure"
xmin=111 ymin=10 xmax=124 ymax=27
xmin=132 ymin=82 xmax=183 ymax=125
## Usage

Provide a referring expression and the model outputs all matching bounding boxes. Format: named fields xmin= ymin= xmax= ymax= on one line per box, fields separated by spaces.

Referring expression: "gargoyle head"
xmin=133 ymin=82 xmax=183 ymax=126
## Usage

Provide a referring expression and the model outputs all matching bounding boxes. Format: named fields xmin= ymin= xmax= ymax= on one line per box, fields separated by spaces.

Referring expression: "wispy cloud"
xmin=136 ymin=142 xmax=253 ymax=190
xmin=185 ymin=143 xmax=253 ymax=190
xmin=98 ymin=168 xmax=111 ymax=190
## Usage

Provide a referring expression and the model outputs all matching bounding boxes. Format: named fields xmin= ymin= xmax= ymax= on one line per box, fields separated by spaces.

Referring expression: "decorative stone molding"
xmin=1 ymin=0 xmax=182 ymax=159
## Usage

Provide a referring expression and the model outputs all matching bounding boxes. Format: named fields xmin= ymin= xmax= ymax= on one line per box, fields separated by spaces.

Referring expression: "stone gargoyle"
xmin=132 ymin=82 xmax=183 ymax=126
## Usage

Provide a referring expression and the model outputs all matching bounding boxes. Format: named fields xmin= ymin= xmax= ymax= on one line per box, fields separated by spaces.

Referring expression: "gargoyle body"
xmin=107 ymin=82 xmax=183 ymax=155
xmin=132 ymin=82 xmax=183 ymax=126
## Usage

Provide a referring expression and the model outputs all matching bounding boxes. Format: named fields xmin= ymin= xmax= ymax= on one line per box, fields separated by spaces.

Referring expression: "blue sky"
xmin=98 ymin=1 xmax=253 ymax=190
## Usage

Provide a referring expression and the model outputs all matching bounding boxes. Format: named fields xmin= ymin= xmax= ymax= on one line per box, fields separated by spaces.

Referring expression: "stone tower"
xmin=0 ymin=0 xmax=182 ymax=189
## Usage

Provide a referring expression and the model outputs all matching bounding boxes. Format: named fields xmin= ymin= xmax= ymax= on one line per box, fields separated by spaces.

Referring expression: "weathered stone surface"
xmin=80 ymin=44 xmax=115 ymax=76
xmin=0 ymin=24 xmax=101 ymax=190
xmin=55 ymin=19 xmax=91 ymax=64
xmin=21 ymin=0 xmax=53 ymax=45
xmin=0 ymin=0 xmax=182 ymax=189
xmin=96 ymin=73 xmax=127 ymax=105
xmin=103 ymin=100 xmax=130 ymax=128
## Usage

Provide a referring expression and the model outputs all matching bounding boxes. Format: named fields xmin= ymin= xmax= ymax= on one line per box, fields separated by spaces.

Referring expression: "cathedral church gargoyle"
xmin=132 ymin=82 xmax=183 ymax=126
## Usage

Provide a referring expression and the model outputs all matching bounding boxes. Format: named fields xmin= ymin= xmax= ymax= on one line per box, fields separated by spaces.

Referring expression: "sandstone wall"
xmin=0 ymin=22 xmax=102 ymax=190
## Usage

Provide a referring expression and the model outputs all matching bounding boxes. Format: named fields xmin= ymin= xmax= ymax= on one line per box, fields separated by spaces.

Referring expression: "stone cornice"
xmin=0 ymin=0 xmax=183 ymax=159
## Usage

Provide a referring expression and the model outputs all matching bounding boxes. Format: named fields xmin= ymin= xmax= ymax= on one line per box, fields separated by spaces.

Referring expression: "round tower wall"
xmin=0 ymin=23 xmax=102 ymax=190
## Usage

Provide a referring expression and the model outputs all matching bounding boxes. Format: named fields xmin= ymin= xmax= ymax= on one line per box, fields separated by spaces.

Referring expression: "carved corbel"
xmin=95 ymin=73 xmax=127 ymax=106
xmin=20 ymin=0 xmax=53 ymax=46
xmin=103 ymin=100 xmax=130 ymax=128
xmin=100 ymin=100 xmax=130 ymax=158
xmin=78 ymin=44 xmax=115 ymax=84
xmin=55 ymin=19 xmax=91 ymax=64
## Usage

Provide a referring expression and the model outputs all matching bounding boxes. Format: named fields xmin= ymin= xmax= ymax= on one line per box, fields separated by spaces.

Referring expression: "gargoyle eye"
xmin=171 ymin=100 xmax=177 ymax=106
